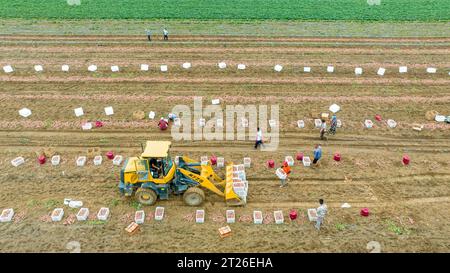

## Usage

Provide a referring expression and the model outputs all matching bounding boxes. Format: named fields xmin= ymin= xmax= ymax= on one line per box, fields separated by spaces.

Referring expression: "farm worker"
xmin=254 ymin=127 xmax=263 ymax=149
xmin=320 ymin=119 xmax=327 ymax=140
xmin=145 ymin=29 xmax=152 ymax=41
xmin=315 ymin=199 xmax=328 ymax=230
xmin=163 ymin=28 xmax=169 ymax=40
xmin=280 ymin=161 xmax=291 ymax=188
xmin=329 ymin=114 xmax=337 ymax=135
xmin=168 ymin=113 xmax=177 ymax=122
xmin=158 ymin=117 xmax=168 ymax=130
xmin=313 ymin=144 xmax=322 ymax=166
xmin=150 ymin=158 xmax=162 ymax=178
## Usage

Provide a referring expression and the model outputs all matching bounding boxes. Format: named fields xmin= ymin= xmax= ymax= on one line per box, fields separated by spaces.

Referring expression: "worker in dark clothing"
xmin=163 ymin=28 xmax=169 ymax=41
xmin=145 ymin=29 xmax=152 ymax=41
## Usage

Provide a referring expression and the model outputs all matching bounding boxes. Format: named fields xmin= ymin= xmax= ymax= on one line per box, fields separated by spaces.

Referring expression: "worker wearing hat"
xmin=158 ymin=117 xmax=168 ymax=130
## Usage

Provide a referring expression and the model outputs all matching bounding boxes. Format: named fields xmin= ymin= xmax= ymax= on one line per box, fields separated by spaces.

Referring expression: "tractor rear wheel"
xmin=135 ymin=188 xmax=157 ymax=206
xmin=183 ymin=187 xmax=205 ymax=206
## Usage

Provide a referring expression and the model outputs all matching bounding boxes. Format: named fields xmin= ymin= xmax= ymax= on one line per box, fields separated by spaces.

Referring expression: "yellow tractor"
xmin=118 ymin=141 xmax=246 ymax=206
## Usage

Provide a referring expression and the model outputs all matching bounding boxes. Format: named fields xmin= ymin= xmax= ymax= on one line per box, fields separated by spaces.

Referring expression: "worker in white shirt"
xmin=315 ymin=199 xmax=328 ymax=230
xmin=163 ymin=28 xmax=169 ymax=40
xmin=254 ymin=127 xmax=264 ymax=149
xmin=145 ymin=29 xmax=152 ymax=41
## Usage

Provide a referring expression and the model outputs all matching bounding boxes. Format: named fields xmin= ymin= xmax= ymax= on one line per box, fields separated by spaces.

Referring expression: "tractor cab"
xmin=120 ymin=141 xmax=176 ymax=186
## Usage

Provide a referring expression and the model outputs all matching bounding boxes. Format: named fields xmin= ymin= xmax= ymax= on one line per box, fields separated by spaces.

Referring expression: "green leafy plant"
xmin=44 ymin=199 xmax=59 ymax=209
xmin=386 ymin=220 xmax=410 ymax=235
xmin=335 ymin=223 xmax=347 ymax=231
xmin=130 ymin=200 xmax=142 ymax=210
xmin=110 ymin=199 xmax=120 ymax=207
xmin=87 ymin=220 xmax=106 ymax=225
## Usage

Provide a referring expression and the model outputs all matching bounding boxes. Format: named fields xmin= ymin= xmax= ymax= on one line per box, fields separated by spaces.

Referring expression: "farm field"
xmin=1 ymin=0 xmax=450 ymax=21
xmin=0 ymin=21 xmax=450 ymax=252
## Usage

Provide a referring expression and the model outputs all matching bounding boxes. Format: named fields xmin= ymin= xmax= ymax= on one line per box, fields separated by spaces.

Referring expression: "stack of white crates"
xmin=231 ymin=164 xmax=248 ymax=205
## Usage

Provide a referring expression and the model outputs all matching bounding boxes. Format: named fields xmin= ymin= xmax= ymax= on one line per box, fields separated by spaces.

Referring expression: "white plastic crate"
xmin=68 ymin=200 xmax=83 ymax=208
xmin=51 ymin=208 xmax=64 ymax=222
xmin=269 ymin=119 xmax=276 ymax=128
xmin=337 ymin=119 xmax=342 ymax=128
xmin=0 ymin=209 xmax=14 ymax=223
xmin=285 ymin=156 xmax=294 ymax=166
xmin=327 ymin=65 xmax=334 ymax=73
xmin=195 ymin=209 xmax=205 ymax=224
xmin=148 ymin=111 xmax=155 ymax=119
xmin=218 ymin=62 xmax=227 ymax=69
xmin=426 ymin=67 xmax=437 ymax=74
xmin=274 ymin=64 xmax=283 ymax=72
xmin=435 ymin=115 xmax=446 ymax=122
xmin=104 ymin=106 xmax=114 ymax=116
xmin=61 ymin=64 xmax=70 ymax=72
xmin=74 ymin=107 xmax=84 ymax=117
xmin=140 ymin=64 xmax=149 ymax=71
xmin=182 ymin=62 xmax=191 ymax=69
xmin=198 ymin=118 xmax=206 ymax=127
xmin=329 ymin=103 xmax=340 ymax=113
xmin=76 ymin=208 xmax=89 ymax=221
xmin=237 ymin=64 xmax=246 ymax=70
xmin=76 ymin=156 xmax=86 ymax=167
xmin=88 ymin=65 xmax=97 ymax=72
xmin=11 ymin=157 xmax=25 ymax=167
xmin=387 ymin=119 xmax=397 ymax=128
xmin=243 ymin=157 xmax=251 ymax=168
xmin=18 ymin=108 xmax=32 ymax=118
xmin=314 ymin=119 xmax=322 ymax=128
xmin=111 ymin=65 xmax=119 ymax=72
xmin=160 ymin=65 xmax=168 ymax=72
xmin=97 ymin=207 xmax=110 ymax=221
xmin=212 ymin=99 xmax=220 ymax=105
xmin=200 ymin=156 xmax=208 ymax=166
xmin=93 ymin=155 xmax=102 ymax=166
xmin=276 ymin=168 xmax=287 ymax=179
xmin=226 ymin=210 xmax=235 ymax=224
xmin=217 ymin=157 xmax=225 ymax=168
xmin=82 ymin=122 xmax=92 ymax=130
xmin=302 ymin=156 xmax=311 ymax=167
xmin=307 ymin=208 xmax=318 ymax=222
xmin=297 ymin=120 xmax=305 ymax=128
xmin=154 ymin=206 xmax=164 ymax=221
xmin=34 ymin=65 xmax=43 ymax=72
xmin=377 ymin=67 xmax=385 ymax=76
xmin=303 ymin=66 xmax=311 ymax=73
xmin=253 ymin=211 xmax=263 ymax=224
xmin=354 ymin=67 xmax=363 ymax=75
xmin=135 ymin=210 xmax=145 ymax=224
xmin=3 ymin=65 xmax=13 ymax=73
xmin=51 ymin=155 xmax=60 ymax=166
xmin=274 ymin=210 xmax=284 ymax=224
xmin=399 ymin=66 xmax=408 ymax=73
xmin=113 ymin=155 xmax=123 ymax=166
xmin=365 ymin=119 xmax=373 ymax=128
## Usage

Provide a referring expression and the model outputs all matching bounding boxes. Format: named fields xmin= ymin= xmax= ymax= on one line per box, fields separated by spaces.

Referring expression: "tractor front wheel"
xmin=135 ymin=188 xmax=158 ymax=206
xmin=183 ymin=187 xmax=205 ymax=206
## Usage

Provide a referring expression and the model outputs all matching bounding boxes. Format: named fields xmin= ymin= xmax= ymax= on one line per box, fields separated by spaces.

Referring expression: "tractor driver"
xmin=150 ymin=158 xmax=162 ymax=178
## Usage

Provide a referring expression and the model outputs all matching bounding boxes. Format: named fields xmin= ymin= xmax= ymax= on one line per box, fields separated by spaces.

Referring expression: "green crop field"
xmin=0 ymin=0 xmax=449 ymax=21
